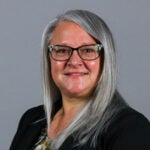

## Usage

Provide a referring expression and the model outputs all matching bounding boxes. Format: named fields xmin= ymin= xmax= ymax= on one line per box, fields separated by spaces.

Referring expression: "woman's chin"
xmin=63 ymin=88 xmax=90 ymax=99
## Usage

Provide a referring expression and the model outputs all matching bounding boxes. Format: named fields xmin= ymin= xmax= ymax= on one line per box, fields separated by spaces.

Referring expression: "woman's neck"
xmin=48 ymin=96 xmax=88 ymax=140
xmin=61 ymin=96 xmax=88 ymax=117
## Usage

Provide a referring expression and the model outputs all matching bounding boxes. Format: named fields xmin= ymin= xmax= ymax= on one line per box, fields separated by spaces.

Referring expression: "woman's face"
xmin=50 ymin=21 xmax=103 ymax=100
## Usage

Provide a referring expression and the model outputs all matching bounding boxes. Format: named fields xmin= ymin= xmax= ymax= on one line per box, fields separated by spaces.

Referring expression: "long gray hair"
xmin=41 ymin=9 xmax=127 ymax=149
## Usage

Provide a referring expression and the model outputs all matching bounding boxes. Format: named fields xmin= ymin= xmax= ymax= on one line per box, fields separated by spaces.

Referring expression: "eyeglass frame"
xmin=48 ymin=44 xmax=103 ymax=61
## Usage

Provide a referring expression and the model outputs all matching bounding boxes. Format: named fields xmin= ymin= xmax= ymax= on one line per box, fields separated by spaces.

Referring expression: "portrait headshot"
xmin=0 ymin=1 xmax=150 ymax=150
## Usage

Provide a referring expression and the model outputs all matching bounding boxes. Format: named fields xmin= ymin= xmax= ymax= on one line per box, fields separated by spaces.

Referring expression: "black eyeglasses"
xmin=48 ymin=44 xmax=103 ymax=61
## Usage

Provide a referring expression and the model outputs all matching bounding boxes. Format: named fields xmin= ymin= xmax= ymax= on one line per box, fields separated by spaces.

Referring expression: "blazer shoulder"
xmin=104 ymin=107 xmax=150 ymax=150
xmin=18 ymin=105 xmax=45 ymax=129
xmin=22 ymin=105 xmax=45 ymax=119
xmin=106 ymin=107 xmax=150 ymax=136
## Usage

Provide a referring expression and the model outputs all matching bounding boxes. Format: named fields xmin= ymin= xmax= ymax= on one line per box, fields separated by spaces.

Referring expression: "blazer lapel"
xmin=17 ymin=118 xmax=46 ymax=150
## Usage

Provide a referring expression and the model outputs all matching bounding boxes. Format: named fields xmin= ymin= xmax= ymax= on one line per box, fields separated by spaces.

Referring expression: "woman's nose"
xmin=67 ymin=51 xmax=83 ymax=66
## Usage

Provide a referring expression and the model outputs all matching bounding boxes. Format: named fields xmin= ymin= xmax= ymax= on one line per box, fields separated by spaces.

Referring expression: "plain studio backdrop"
xmin=0 ymin=0 xmax=149 ymax=149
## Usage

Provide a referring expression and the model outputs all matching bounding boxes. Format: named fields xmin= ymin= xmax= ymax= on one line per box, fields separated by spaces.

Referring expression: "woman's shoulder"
xmin=22 ymin=105 xmax=45 ymax=118
xmin=17 ymin=105 xmax=46 ymax=129
xmin=102 ymin=107 xmax=150 ymax=150
xmin=109 ymin=107 xmax=150 ymax=130
xmin=10 ymin=105 xmax=46 ymax=149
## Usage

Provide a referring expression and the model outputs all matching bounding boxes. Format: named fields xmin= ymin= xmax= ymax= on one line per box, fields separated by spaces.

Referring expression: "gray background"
xmin=0 ymin=0 xmax=149 ymax=149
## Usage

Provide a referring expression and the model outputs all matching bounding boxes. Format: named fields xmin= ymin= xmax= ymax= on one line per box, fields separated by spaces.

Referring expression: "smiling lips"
xmin=64 ymin=72 xmax=88 ymax=76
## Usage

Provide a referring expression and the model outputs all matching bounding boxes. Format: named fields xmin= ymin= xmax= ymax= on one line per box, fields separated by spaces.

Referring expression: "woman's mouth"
xmin=64 ymin=72 xmax=88 ymax=77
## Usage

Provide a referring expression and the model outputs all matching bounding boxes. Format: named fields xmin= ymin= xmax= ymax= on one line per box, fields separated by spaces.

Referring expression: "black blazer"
xmin=10 ymin=105 xmax=46 ymax=150
xmin=10 ymin=105 xmax=150 ymax=150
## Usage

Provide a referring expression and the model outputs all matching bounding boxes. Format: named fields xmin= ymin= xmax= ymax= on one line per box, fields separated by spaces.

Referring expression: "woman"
xmin=10 ymin=10 xmax=150 ymax=150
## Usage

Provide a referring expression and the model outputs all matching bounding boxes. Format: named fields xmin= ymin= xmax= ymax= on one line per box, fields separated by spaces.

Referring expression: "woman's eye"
xmin=83 ymin=48 xmax=95 ymax=53
xmin=56 ymin=49 xmax=68 ymax=54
